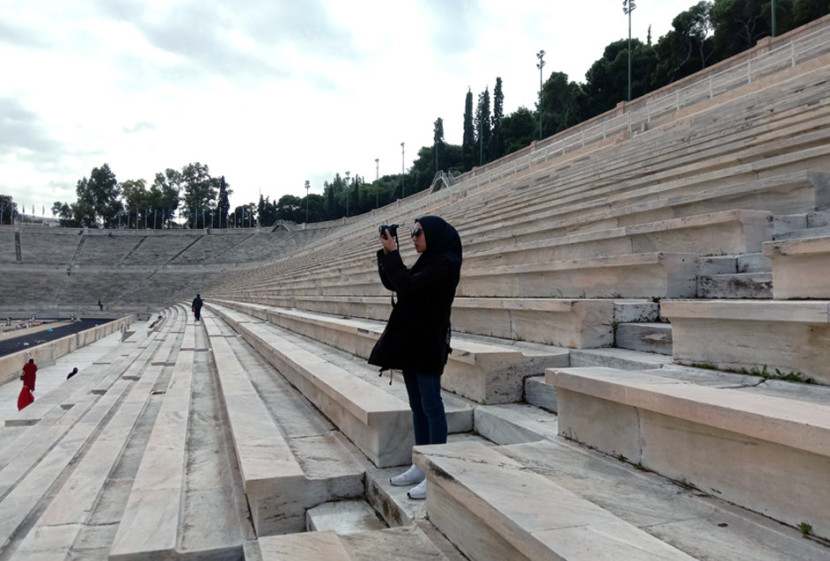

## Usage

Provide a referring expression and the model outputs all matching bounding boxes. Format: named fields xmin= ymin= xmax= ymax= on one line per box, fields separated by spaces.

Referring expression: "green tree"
xmin=539 ymin=72 xmax=583 ymax=137
xmin=121 ymin=178 xmax=148 ymax=228
xmin=475 ymin=87 xmax=492 ymax=165
xmin=150 ymin=169 xmax=181 ymax=228
xmin=793 ymin=0 xmax=830 ymax=25
xmin=710 ymin=0 xmax=793 ymax=59
xmin=215 ymin=176 xmax=231 ymax=228
xmin=231 ymin=203 xmax=256 ymax=228
xmin=462 ymin=89 xmax=476 ymax=170
xmin=499 ymin=107 xmax=537 ymax=154
xmin=582 ymin=39 xmax=655 ymax=118
xmin=0 ymin=195 xmax=16 ymax=225
xmin=51 ymin=201 xmax=77 ymax=227
xmin=257 ymin=195 xmax=278 ymax=226
xmin=433 ymin=117 xmax=445 ymax=173
xmin=275 ymin=194 xmax=303 ymax=223
xmin=490 ymin=77 xmax=505 ymax=160
xmin=180 ymin=162 xmax=217 ymax=228
xmin=653 ymin=2 xmax=715 ymax=87
xmin=74 ymin=163 xmax=122 ymax=228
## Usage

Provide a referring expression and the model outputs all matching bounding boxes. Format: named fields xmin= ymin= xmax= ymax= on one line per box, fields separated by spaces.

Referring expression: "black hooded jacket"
xmin=368 ymin=216 xmax=462 ymax=375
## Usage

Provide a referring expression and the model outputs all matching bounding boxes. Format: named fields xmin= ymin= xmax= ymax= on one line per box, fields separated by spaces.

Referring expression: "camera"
xmin=379 ymin=224 xmax=399 ymax=238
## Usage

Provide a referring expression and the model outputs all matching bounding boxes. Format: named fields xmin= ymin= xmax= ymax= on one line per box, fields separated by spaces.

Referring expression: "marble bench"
xmin=466 ymin=167 xmax=830 ymax=251
xmin=459 ymin=252 xmax=698 ymax=299
xmin=109 ymin=320 xmax=197 ymax=560
xmin=226 ymin=295 xmax=640 ymax=349
xmin=763 ymin=234 xmax=830 ymax=299
xmin=548 ymin=366 xmax=830 ymax=539
xmin=257 ymin=525 xmax=450 ymax=561
xmin=207 ymin=303 xmax=473 ymax=467
xmin=660 ymin=299 xmax=830 ymax=385
xmin=8 ymin=324 xmax=174 ymax=560
xmin=465 ymin=210 xmax=773 ymax=265
xmin=203 ymin=317 xmax=364 ymax=536
xmin=0 ymin=309 xmax=181 ymax=559
xmin=211 ymin=301 xmax=569 ymax=404
xmin=414 ymin=440 xmax=696 ymax=561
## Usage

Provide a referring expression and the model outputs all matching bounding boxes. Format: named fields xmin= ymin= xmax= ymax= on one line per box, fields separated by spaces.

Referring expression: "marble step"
xmin=696 ymin=272 xmax=773 ymax=298
xmin=614 ymin=322 xmax=673 ymax=355
xmin=306 ymin=500 xmax=386 ymax=535
xmin=473 ymin=403 xmax=559 ymax=445
xmin=568 ymin=347 xmax=673 ymax=370
xmin=257 ymin=525 xmax=454 ymax=561
xmin=524 ymin=375 xmax=558 ymax=413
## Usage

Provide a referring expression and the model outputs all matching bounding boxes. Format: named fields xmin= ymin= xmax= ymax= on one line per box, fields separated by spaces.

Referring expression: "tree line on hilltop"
xmin=1 ymin=0 xmax=827 ymax=229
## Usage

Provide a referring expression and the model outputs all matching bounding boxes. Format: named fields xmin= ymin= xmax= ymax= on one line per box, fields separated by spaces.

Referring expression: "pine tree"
xmin=475 ymin=87 xmax=491 ymax=166
xmin=490 ymin=78 xmax=504 ymax=160
xmin=462 ymin=89 xmax=475 ymax=171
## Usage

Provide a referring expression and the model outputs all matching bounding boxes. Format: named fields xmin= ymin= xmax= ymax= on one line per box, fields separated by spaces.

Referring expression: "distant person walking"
xmin=21 ymin=358 xmax=37 ymax=392
xmin=192 ymin=294 xmax=203 ymax=322
xmin=67 ymin=367 xmax=78 ymax=380
xmin=98 ymin=300 xmax=103 ymax=311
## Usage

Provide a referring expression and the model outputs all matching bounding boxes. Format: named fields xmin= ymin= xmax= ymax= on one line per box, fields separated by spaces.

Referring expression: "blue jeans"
xmin=402 ymin=370 xmax=447 ymax=446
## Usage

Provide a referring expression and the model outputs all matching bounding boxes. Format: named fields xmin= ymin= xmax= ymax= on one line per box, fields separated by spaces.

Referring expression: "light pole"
xmin=345 ymin=171 xmax=350 ymax=216
xmin=623 ymin=0 xmax=636 ymax=102
xmin=536 ymin=50 xmax=545 ymax=140
xmin=304 ymin=180 xmax=310 ymax=223
xmin=374 ymin=158 xmax=379 ymax=208
xmin=400 ymin=142 xmax=405 ymax=199
xmin=771 ymin=0 xmax=777 ymax=37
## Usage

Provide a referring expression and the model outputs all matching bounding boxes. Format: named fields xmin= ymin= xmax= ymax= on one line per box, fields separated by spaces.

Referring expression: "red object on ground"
xmin=17 ymin=384 xmax=34 ymax=410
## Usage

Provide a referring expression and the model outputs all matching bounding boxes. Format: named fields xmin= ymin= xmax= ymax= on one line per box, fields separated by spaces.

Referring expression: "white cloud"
xmin=0 ymin=0 xmax=697 ymax=212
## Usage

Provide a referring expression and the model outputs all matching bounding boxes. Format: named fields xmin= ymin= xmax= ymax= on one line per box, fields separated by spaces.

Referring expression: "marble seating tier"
xmin=460 ymin=252 xmax=698 ymax=299
xmin=464 ymin=166 xmax=830 ymax=255
xmin=660 ymin=299 xmax=830 ymax=384
xmin=413 ymin=434 xmax=829 ymax=561
xmin=415 ymin=440 xmax=696 ymax=561
xmin=209 ymin=300 xmax=570 ymax=404
xmin=109 ymin=315 xmax=199 ymax=560
xmin=225 ymin=295 xmax=656 ymax=349
xmin=547 ymin=366 xmax=830 ymax=539
xmin=465 ymin=210 xmax=773 ymax=265
xmin=257 ymin=525 xmax=457 ymax=561
xmin=763 ymin=234 xmax=830 ymax=298
xmin=205 ymin=303 xmax=475 ymax=467
xmin=0 ymin=307 xmax=183 ymax=560
xmin=203 ymin=316 xmax=364 ymax=536
xmin=459 ymin=74 xmax=830 ymax=245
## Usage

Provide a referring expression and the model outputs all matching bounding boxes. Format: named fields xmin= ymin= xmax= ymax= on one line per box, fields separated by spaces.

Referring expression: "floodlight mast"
xmin=536 ymin=50 xmax=546 ymax=140
xmin=623 ymin=0 xmax=636 ymax=102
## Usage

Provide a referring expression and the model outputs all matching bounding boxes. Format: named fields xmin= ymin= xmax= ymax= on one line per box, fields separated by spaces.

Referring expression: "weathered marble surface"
xmin=305 ymin=500 xmax=386 ymax=534
xmin=550 ymin=366 xmax=830 ymax=539
xmin=414 ymin=440 xmax=696 ymax=561
xmin=662 ymin=299 xmax=830 ymax=384
xmin=763 ymin=235 xmax=830 ymax=298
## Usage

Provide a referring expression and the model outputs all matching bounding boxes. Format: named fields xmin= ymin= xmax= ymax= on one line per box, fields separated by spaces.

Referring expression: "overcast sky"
xmin=1 ymin=0 xmax=697 ymax=215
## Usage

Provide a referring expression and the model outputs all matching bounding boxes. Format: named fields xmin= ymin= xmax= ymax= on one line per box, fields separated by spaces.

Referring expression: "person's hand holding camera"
xmin=379 ymin=224 xmax=398 ymax=254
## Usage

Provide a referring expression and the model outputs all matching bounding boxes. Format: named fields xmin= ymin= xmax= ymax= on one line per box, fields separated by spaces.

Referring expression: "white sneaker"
xmin=390 ymin=464 xmax=425 ymax=487
xmin=407 ymin=479 xmax=427 ymax=500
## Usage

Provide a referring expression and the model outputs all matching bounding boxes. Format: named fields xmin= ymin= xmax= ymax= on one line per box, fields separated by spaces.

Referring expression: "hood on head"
xmin=415 ymin=215 xmax=462 ymax=261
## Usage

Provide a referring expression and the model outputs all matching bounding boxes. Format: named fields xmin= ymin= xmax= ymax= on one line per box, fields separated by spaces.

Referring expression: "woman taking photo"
xmin=369 ymin=215 xmax=462 ymax=500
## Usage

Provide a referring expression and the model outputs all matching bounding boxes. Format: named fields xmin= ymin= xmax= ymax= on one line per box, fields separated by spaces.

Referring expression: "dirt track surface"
xmin=0 ymin=319 xmax=116 ymax=357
